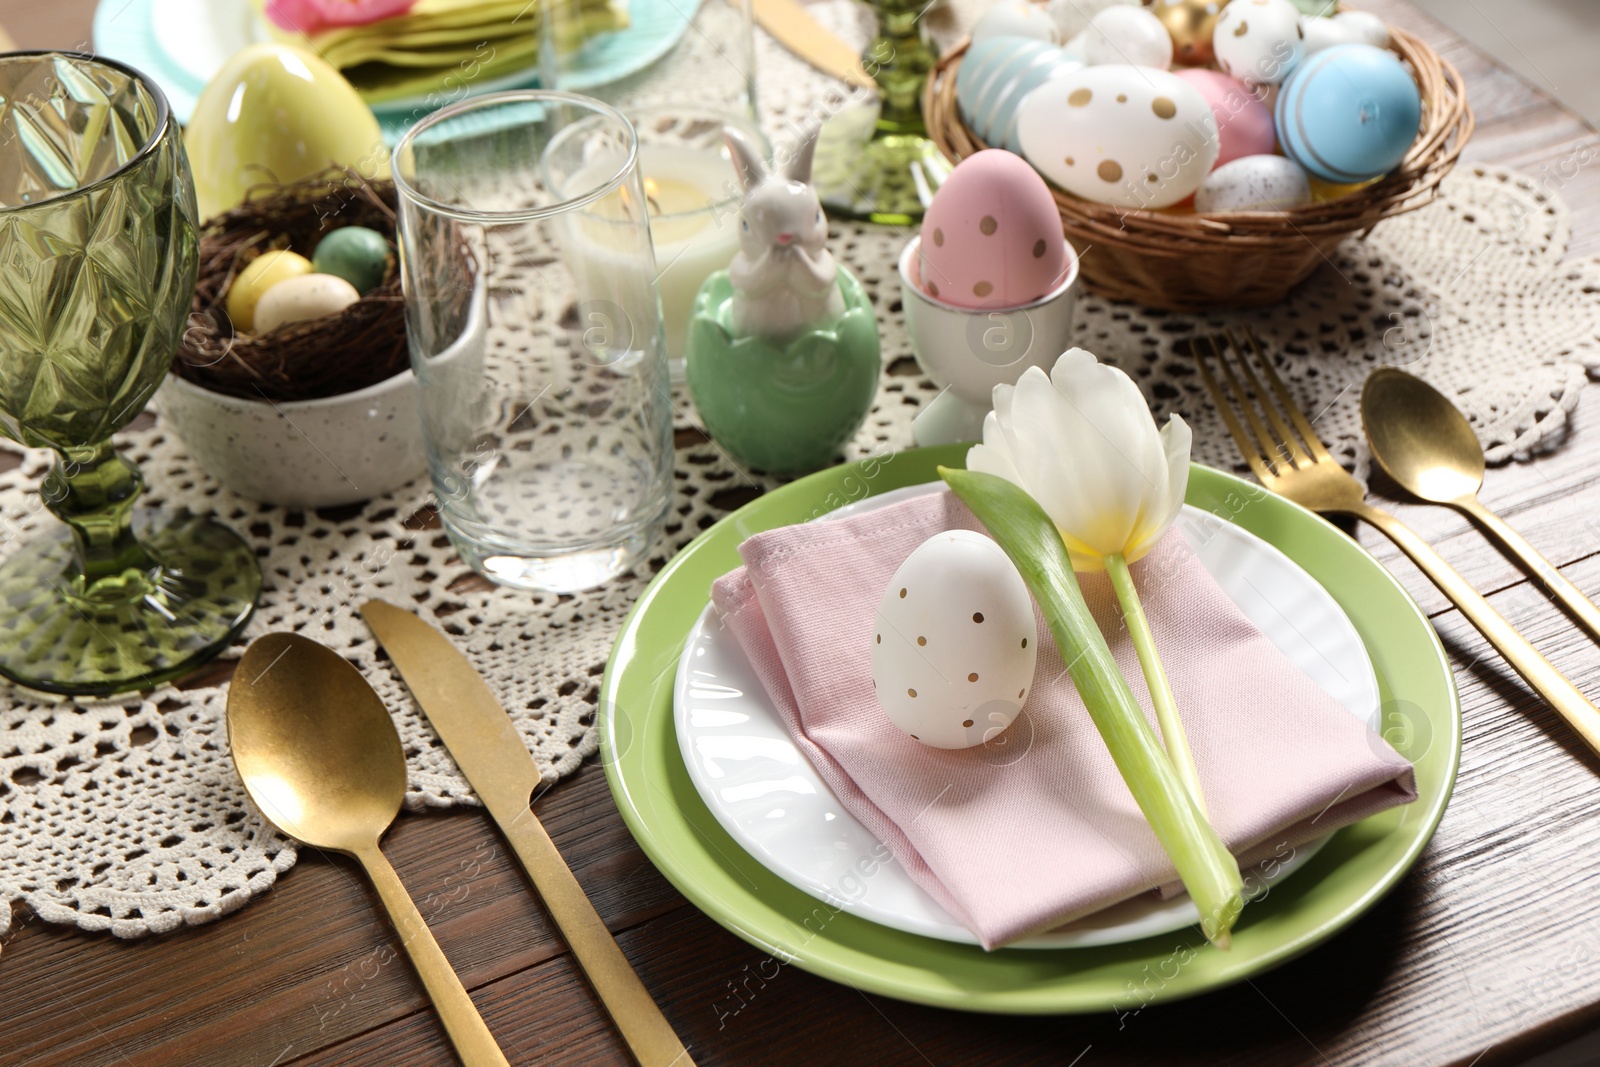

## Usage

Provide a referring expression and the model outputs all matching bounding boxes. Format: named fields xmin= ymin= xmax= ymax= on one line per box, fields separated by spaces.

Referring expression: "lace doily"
xmin=4 ymin=10 xmax=1600 ymax=940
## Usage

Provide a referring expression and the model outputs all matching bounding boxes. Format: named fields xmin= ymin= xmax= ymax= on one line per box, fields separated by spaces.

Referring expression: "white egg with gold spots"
xmin=870 ymin=530 xmax=1038 ymax=750
xmin=1212 ymin=0 xmax=1304 ymax=85
xmin=1017 ymin=64 xmax=1219 ymax=209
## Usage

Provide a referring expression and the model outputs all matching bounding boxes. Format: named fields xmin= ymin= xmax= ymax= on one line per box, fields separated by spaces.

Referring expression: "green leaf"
xmin=940 ymin=466 xmax=1244 ymax=946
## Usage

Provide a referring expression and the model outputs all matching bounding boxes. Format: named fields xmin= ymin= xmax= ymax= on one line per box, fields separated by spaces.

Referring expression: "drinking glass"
xmin=0 ymin=53 xmax=260 ymax=696
xmin=393 ymin=92 xmax=674 ymax=592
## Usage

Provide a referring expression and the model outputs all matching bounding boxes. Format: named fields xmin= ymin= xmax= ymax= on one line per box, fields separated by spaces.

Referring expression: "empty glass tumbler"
xmin=392 ymin=92 xmax=674 ymax=592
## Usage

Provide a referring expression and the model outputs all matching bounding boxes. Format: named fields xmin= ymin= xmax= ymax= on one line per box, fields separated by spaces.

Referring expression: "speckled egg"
xmin=1276 ymin=43 xmax=1421 ymax=182
xmin=312 ymin=226 xmax=390 ymax=295
xmin=253 ymin=272 xmax=361 ymax=333
xmin=1212 ymin=0 xmax=1304 ymax=85
xmin=1299 ymin=12 xmax=1389 ymax=54
xmin=1194 ymin=154 xmax=1311 ymax=211
xmin=1083 ymin=6 xmax=1173 ymax=68
xmin=971 ymin=0 xmax=1062 ymax=44
xmin=1172 ymin=68 xmax=1276 ymax=167
xmin=871 ymin=530 xmax=1038 ymax=750
xmin=1018 ymin=64 xmax=1219 ymax=209
xmin=956 ymin=37 xmax=1082 ymax=153
xmin=1046 ymin=0 xmax=1135 ymax=40
xmin=226 ymin=249 xmax=312 ymax=333
xmin=918 ymin=150 xmax=1068 ymax=309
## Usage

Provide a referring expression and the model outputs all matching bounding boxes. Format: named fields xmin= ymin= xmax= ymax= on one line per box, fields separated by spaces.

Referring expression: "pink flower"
xmin=264 ymin=0 xmax=417 ymax=34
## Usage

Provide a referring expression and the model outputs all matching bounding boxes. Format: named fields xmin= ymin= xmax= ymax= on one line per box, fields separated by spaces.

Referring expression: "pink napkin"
xmin=710 ymin=487 xmax=1417 ymax=949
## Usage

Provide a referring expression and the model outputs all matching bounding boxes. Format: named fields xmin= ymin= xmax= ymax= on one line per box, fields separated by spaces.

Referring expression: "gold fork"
xmin=1197 ymin=328 xmax=1600 ymax=757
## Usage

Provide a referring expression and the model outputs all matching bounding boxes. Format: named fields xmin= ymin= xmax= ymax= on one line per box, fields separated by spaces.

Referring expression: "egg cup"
xmin=686 ymin=267 xmax=881 ymax=474
xmin=898 ymin=236 xmax=1080 ymax=447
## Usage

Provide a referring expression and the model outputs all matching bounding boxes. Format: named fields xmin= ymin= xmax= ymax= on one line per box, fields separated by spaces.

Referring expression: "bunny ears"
xmin=723 ymin=124 xmax=820 ymax=192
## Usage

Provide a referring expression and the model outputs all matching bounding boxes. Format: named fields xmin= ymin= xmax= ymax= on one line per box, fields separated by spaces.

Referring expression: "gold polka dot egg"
xmin=916 ymin=149 xmax=1067 ymax=309
xmin=1018 ymin=64 xmax=1219 ymax=210
xmin=871 ymin=530 xmax=1038 ymax=750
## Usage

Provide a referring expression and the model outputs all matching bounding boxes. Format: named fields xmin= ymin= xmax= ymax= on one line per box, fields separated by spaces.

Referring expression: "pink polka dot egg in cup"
xmin=871 ymin=530 xmax=1039 ymax=750
xmin=900 ymin=150 xmax=1080 ymax=447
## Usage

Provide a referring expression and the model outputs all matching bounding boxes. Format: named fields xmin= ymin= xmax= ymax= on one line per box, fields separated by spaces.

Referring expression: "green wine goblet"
xmin=0 ymin=53 xmax=260 ymax=696
xmin=812 ymin=0 xmax=951 ymax=225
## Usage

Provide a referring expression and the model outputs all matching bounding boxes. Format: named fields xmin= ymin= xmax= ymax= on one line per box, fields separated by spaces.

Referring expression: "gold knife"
xmin=361 ymin=599 xmax=694 ymax=1067
xmin=749 ymin=0 xmax=876 ymax=90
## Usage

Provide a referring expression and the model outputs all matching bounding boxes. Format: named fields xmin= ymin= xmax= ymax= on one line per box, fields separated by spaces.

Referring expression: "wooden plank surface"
xmin=5 ymin=1 xmax=1600 ymax=1065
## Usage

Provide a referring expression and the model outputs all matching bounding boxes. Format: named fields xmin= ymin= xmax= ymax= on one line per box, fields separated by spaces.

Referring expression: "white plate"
xmin=672 ymin=485 xmax=1382 ymax=949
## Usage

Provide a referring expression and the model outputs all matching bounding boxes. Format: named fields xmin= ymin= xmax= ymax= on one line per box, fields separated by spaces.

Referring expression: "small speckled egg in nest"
xmin=871 ymin=530 xmax=1039 ymax=750
xmin=917 ymin=150 xmax=1068 ymax=309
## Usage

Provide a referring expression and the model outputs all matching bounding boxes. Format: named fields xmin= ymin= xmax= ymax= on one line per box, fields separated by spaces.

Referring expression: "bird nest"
xmin=172 ymin=170 xmax=409 ymax=403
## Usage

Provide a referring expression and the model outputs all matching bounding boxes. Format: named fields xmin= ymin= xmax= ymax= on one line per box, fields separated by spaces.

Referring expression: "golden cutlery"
xmin=1196 ymin=329 xmax=1600 ymax=757
xmin=360 ymin=600 xmax=694 ymax=1067
xmin=228 ymin=633 xmax=511 ymax=1067
xmin=750 ymin=0 xmax=876 ymax=90
xmin=1363 ymin=366 xmax=1600 ymax=646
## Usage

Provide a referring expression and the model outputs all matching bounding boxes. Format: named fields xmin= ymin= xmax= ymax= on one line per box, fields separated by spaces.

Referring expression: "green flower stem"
xmin=942 ymin=467 xmax=1244 ymax=947
xmin=1105 ymin=552 xmax=1207 ymax=817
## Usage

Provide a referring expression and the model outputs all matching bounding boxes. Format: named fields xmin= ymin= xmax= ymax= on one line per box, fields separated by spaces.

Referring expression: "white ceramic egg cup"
xmin=898 ymin=235 xmax=1081 ymax=447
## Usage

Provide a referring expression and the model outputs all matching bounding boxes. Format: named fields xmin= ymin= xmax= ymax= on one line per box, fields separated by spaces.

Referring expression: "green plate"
xmin=598 ymin=445 xmax=1460 ymax=1013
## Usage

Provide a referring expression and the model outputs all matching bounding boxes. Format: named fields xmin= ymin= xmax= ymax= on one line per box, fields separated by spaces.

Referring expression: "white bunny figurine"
xmin=723 ymin=125 xmax=845 ymax=342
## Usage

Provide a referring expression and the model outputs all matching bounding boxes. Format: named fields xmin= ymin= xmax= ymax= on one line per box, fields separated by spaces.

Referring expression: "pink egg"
xmin=1173 ymin=68 xmax=1276 ymax=169
xmin=918 ymin=150 xmax=1066 ymax=309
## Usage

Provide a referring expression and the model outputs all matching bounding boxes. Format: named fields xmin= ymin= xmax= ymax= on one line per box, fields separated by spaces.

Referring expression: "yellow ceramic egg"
xmin=184 ymin=43 xmax=388 ymax=222
xmin=227 ymin=250 xmax=314 ymax=333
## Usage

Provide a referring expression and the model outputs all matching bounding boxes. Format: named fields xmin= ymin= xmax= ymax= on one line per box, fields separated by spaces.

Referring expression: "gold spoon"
xmin=227 ymin=633 xmax=510 ymax=1067
xmin=1363 ymin=367 xmax=1600 ymax=644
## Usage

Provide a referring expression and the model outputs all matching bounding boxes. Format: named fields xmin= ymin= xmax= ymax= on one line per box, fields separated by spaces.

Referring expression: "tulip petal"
xmin=1125 ymin=414 xmax=1192 ymax=563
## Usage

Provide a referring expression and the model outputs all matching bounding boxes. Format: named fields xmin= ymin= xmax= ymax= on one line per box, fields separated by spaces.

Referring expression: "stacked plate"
xmin=600 ymin=445 xmax=1461 ymax=1012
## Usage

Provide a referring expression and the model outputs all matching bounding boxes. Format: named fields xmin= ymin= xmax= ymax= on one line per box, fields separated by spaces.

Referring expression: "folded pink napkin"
xmin=710 ymin=487 xmax=1416 ymax=949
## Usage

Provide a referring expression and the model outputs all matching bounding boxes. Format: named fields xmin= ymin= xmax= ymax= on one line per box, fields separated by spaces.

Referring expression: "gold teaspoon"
xmin=1363 ymin=367 xmax=1600 ymax=644
xmin=227 ymin=633 xmax=510 ymax=1067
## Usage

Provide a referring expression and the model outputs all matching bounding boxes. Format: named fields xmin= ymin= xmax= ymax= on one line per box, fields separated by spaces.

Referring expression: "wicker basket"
xmin=173 ymin=172 xmax=408 ymax=403
xmin=924 ymin=26 xmax=1474 ymax=311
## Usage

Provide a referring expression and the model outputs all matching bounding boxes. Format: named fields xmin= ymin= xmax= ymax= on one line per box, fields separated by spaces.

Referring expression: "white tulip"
xmin=966 ymin=346 xmax=1207 ymax=811
xmin=968 ymin=347 xmax=1192 ymax=572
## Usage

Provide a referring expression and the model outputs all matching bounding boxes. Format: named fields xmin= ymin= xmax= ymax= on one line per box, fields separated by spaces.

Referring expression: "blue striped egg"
xmin=1274 ymin=43 xmax=1422 ymax=183
xmin=956 ymin=36 xmax=1082 ymax=154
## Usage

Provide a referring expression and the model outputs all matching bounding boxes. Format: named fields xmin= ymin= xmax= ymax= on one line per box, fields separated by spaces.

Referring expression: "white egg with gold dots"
xmin=1212 ymin=0 xmax=1305 ymax=85
xmin=870 ymin=530 xmax=1038 ymax=750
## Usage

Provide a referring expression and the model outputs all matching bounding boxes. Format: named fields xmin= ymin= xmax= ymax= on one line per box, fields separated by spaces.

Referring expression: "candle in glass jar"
xmin=565 ymin=145 xmax=742 ymax=366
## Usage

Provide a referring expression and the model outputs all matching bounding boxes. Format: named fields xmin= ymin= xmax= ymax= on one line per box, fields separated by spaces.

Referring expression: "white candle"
xmin=564 ymin=146 xmax=742 ymax=366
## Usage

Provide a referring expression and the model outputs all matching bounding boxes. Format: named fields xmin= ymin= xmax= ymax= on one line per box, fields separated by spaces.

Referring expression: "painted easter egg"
xmin=312 ymin=226 xmax=390 ymax=295
xmin=1195 ymin=154 xmax=1311 ymax=211
xmin=1083 ymin=6 xmax=1173 ymax=68
xmin=871 ymin=530 xmax=1038 ymax=750
xmin=919 ymin=150 xmax=1067 ymax=308
xmin=955 ymin=36 xmax=1082 ymax=153
xmin=226 ymin=249 xmax=313 ymax=333
xmin=1046 ymin=0 xmax=1136 ymax=41
xmin=1212 ymin=0 xmax=1304 ymax=85
xmin=1300 ymin=11 xmax=1389 ymax=54
xmin=1171 ymin=68 xmax=1276 ymax=168
xmin=1147 ymin=0 xmax=1231 ymax=66
xmin=1275 ymin=43 xmax=1421 ymax=182
xmin=1018 ymin=64 xmax=1219 ymax=209
xmin=971 ymin=0 xmax=1063 ymax=44
xmin=252 ymin=273 xmax=361 ymax=333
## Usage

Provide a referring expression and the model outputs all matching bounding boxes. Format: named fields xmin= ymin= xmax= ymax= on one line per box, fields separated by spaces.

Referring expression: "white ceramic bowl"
xmin=156 ymin=369 xmax=427 ymax=509
xmin=898 ymin=235 xmax=1080 ymax=445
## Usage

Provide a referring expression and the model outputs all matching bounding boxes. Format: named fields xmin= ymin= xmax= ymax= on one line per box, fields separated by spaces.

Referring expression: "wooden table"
xmin=5 ymin=2 xmax=1600 ymax=1064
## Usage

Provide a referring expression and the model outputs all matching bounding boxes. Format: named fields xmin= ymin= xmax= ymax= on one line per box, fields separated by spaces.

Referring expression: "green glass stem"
xmin=41 ymin=439 xmax=158 ymax=604
xmin=867 ymin=0 xmax=935 ymax=136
